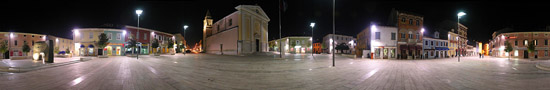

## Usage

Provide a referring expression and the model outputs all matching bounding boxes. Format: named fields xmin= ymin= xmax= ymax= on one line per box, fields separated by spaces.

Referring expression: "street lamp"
xmin=310 ymin=22 xmax=315 ymax=57
xmin=183 ymin=25 xmax=188 ymax=55
xmin=457 ymin=11 xmax=466 ymax=62
xmin=136 ymin=9 xmax=143 ymax=59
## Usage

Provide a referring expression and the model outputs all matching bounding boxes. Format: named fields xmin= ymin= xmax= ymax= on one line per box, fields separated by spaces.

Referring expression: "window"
xmin=89 ymin=32 xmax=93 ymax=39
xmin=117 ymin=33 xmax=121 ymax=40
xmin=401 ymin=33 xmax=405 ymax=38
xmin=546 ymin=50 xmax=549 ymax=56
xmin=107 ymin=33 xmax=112 ymax=40
xmin=534 ymin=40 xmax=538 ymax=46
xmin=391 ymin=33 xmax=396 ymax=40
xmin=431 ymin=41 xmax=433 ymax=46
xmin=375 ymin=32 xmax=380 ymax=39
xmin=524 ymin=40 xmax=528 ymax=45
xmin=23 ymin=35 xmax=26 ymax=37
xmin=14 ymin=40 xmax=17 ymax=46
xmin=32 ymin=35 xmax=34 ymax=37
xmin=425 ymin=41 xmax=428 ymax=45
xmin=416 ymin=33 xmax=420 ymax=39
xmin=515 ymin=40 xmax=518 ymax=46
xmin=217 ymin=25 xmax=220 ymax=31
xmin=416 ymin=20 xmax=420 ymax=26
xmin=23 ymin=41 xmax=26 ymax=46
xmin=32 ymin=40 xmax=34 ymax=46
xmin=228 ymin=19 xmax=233 ymax=26
xmin=409 ymin=19 xmax=413 ymax=25
xmin=546 ymin=39 xmax=548 ymax=45
xmin=144 ymin=33 xmax=147 ymax=40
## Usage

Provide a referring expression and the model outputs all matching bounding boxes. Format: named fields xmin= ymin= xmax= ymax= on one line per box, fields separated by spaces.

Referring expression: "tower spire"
xmin=205 ymin=10 xmax=212 ymax=19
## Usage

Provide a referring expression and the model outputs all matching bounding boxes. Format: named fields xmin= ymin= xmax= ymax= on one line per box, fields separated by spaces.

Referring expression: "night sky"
xmin=1 ymin=0 xmax=549 ymax=46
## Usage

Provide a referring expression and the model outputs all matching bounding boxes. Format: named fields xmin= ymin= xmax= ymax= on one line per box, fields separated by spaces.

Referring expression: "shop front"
xmin=373 ymin=46 xmax=396 ymax=59
xmin=399 ymin=45 xmax=422 ymax=59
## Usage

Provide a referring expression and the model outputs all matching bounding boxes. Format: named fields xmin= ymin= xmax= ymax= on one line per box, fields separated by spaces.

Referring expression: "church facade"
xmin=203 ymin=5 xmax=270 ymax=55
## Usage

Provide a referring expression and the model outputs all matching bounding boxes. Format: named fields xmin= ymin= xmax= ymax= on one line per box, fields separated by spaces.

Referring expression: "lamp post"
xmin=310 ymin=23 xmax=315 ymax=57
xmin=136 ymin=9 xmax=143 ymax=59
xmin=457 ymin=12 xmax=466 ymax=62
xmin=183 ymin=25 xmax=188 ymax=55
xmin=332 ymin=0 xmax=335 ymax=67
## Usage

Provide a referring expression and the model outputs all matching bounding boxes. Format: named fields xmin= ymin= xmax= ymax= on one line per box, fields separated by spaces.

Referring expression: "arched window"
xmin=524 ymin=40 xmax=528 ymax=45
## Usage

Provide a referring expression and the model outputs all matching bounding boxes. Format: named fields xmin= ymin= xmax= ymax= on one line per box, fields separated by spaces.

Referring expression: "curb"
xmin=0 ymin=59 xmax=90 ymax=73
xmin=535 ymin=63 xmax=550 ymax=71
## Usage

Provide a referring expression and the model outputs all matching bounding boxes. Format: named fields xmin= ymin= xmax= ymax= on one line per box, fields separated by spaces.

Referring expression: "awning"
xmin=80 ymin=45 xmax=85 ymax=48
xmin=435 ymin=47 xmax=450 ymax=50
xmin=88 ymin=45 xmax=94 ymax=48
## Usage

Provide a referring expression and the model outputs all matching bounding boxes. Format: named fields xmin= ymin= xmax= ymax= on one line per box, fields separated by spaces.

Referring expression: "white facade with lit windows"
xmin=369 ymin=25 xmax=398 ymax=59
xmin=323 ymin=34 xmax=356 ymax=54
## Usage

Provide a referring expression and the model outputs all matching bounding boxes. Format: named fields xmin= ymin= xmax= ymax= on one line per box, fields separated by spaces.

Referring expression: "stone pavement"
xmin=0 ymin=54 xmax=550 ymax=90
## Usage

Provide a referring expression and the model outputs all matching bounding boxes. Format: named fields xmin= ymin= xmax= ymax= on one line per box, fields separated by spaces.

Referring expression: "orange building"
xmin=313 ymin=43 xmax=322 ymax=54
xmin=388 ymin=9 xmax=424 ymax=59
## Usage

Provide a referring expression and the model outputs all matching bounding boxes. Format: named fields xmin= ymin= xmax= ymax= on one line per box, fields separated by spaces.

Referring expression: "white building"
xmin=322 ymin=34 xmax=356 ymax=54
xmin=370 ymin=25 xmax=398 ymax=59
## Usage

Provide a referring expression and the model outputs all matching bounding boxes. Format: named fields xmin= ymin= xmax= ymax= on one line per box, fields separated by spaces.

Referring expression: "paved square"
xmin=0 ymin=54 xmax=549 ymax=90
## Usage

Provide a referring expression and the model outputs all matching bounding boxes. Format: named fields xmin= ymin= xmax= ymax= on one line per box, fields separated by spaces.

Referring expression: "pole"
xmin=311 ymin=27 xmax=314 ymax=57
xmin=457 ymin=16 xmax=460 ymax=62
xmin=278 ymin=0 xmax=283 ymax=58
xmin=332 ymin=0 xmax=335 ymax=67
xmin=137 ymin=15 xmax=140 ymax=59
xmin=183 ymin=26 xmax=187 ymax=55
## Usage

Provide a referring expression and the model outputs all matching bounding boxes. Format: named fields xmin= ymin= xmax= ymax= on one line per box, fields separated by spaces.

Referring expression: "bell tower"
xmin=203 ymin=10 xmax=213 ymax=52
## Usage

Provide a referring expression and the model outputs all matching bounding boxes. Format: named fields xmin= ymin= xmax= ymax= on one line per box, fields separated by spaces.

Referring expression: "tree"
xmin=335 ymin=43 xmax=350 ymax=54
xmin=54 ymin=47 xmax=60 ymax=54
xmin=96 ymin=33 xmax=110 ymax=56
xmin=166 ymin=39 xmax=174 ymax=54
xmin=22 ymin=42 xmax=31 ymax=56
xmin=527 ymin=41 xmax=535 ymax=53
xmin=504 ymin=41 xmax=514 ymax=60
xmin=66 ymin=48 xmax=71 ymax=54
xmin=0 ymin=40 xmax=8 ymax=59
xmin=151 ymin=39 xmax=159 ymax=54
xmin=126 ymin=34 xmax=137 ymax=55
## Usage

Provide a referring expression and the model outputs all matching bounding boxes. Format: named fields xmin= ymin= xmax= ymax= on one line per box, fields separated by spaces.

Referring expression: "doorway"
xmin=256 ymin=39 xmax=260 ymax=52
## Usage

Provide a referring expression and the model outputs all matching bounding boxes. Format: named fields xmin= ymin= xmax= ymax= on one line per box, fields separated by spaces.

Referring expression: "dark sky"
xmin=1 ymin=0 xmax=549 ymax=46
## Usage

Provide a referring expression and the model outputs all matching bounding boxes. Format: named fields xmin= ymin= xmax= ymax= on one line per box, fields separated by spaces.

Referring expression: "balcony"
xmin=408 ymin=39 xmax=418 ymax=43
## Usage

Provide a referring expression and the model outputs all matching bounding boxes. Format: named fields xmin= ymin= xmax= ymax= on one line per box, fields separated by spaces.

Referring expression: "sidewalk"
xmin=0 ymin=57 xmax=88 ymax=73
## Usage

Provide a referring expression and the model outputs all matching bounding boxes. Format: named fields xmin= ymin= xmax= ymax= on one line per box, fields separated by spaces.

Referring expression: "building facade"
xmin=388 ymin=10 xmax=424 ymax=59
xmin=203 ymin=5 xmax=270 ymax=55
xmin=73 ymin=28 xmax=126 ymax=56
xmin=490 ymin=31 xmax=550 ymax=59
xmin=447 ymin=23 xmax=468 ymax=57
xmin=422 ymin=37 xmax=449 ymax=59
xmin=48 ymin=36 xmax=74 ymax=55
xmin=269 ymin=36 xmax=312 ymax=54
xmin=369 ymin=26 xmax=398 ymax=59
xmin=73 ymin=26 xmax=174 ymax=56
xmin=0 ymin=32 xmax=48 ymax=58
xmin=322 ymin=34 xmax=356 ymax=54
